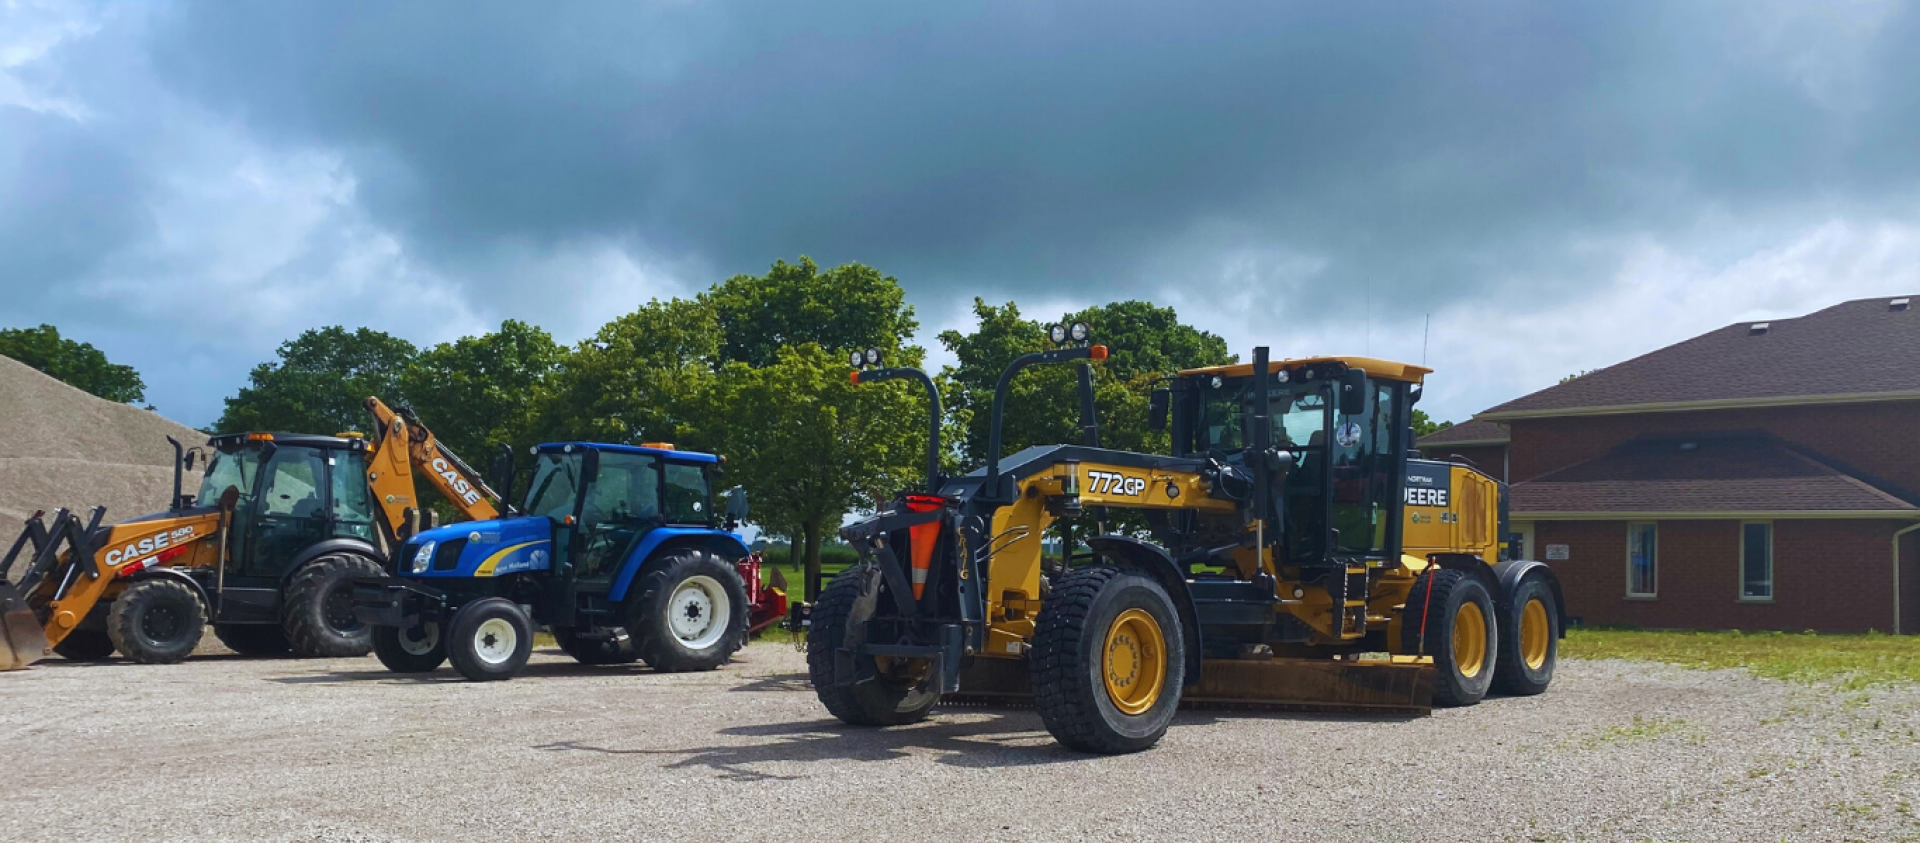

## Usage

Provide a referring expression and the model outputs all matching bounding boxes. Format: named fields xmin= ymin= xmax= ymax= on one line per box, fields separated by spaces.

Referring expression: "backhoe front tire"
xmin=53 ymin=628 xmax=116 ymax=661
xmin=284 ymin=554 xmax=383 ymax=658
xmin=1494 ymin=577 xmax=1559 ymax=696
xmin=1031 ymin=565 xmax=1185 ymax=754
xmin=629 ymin=548 xmax=749 ymax=672
xmin=108 ymin=578 xmax=205 ymax=664
xmin=373 ymin=621 xmax=447 ymax=673
xmin=807 ymin=568 xmax=939 ymax=727
xmin=1400 ymin=568 xmax=1498 ymax=707
xmin=447 ymin=598 xmax=531 ymax=681
xmin=214 ymin=623 xmax=291 ymax=656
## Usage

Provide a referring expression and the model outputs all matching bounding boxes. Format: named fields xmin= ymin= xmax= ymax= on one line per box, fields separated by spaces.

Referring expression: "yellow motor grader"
xmin=0 ymin=398 xmax=506 ymax=669
xmin=810 ymin=334 xmax=1565 ymax=753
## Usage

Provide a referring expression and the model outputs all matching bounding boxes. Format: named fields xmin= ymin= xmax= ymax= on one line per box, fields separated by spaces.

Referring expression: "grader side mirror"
xmin=1339 ymin=369 xmax=1369 ymax=416
xmin=1148 ymin=388 xmax=1170 ymax=433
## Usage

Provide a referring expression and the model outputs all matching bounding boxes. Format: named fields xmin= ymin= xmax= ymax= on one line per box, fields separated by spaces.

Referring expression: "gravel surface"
xmin=4 ymin=642 xmax=1918 ymax=842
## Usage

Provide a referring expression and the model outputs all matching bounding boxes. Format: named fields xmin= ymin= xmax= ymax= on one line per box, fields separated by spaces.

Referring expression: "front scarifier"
xmin=814 ymin=328 xmax=1564 ymax=754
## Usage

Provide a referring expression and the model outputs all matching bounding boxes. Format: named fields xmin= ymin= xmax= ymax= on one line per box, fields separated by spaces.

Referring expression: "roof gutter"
xmin=1418 ymin=438 xmax=1508 ymax=448
xmin=1514 ymin=510 xmax=1920 ymax=521
xmin=1479 ymin=389 xmax=1920 ymax=422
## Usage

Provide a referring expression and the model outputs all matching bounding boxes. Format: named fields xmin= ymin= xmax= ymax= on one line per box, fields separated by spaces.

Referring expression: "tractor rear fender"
xmin=1491 ymin=557 xmax=1569 ymax=636
xmin=1084 ymin=535 xmax=1204 ymax=687
xmin=608 ymin=528 xmax=751 ymax=603
xmin=280 ymin=538 xmax=385 ymax=583
xmin=128 ymin=567 xmax=212 ymax=611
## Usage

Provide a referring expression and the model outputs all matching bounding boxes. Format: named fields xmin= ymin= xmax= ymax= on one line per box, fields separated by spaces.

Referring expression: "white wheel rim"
xmin=400 ymin=623 xmax=439 ymax=656
xmin=667 ymin=575 xmax=729 ymax=649
xmin=472 ymin=617 xmax=518 ymax=665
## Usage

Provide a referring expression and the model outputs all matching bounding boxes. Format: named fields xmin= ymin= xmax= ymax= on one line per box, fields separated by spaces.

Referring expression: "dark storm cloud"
xmin=145 ymin=1 xmax=1920 ymax=321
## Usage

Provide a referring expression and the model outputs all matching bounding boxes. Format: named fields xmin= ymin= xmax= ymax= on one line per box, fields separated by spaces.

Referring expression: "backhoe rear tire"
xmin=1493 ymin=577 xmax=1559 ymax=696
xmin=1031 ymin=565 xmax=1185 ymax=755
xmin=108 ymin=578 xmax=205 ymax=664
xmin=53 ymin=629 xmax=116 ymax=661
xmin=373 ymin=621 xmax=447 ymax=673
xmin=284 ymin=554 xmax=383 ymax=658
xmin=628 ymin=548 xmax=749 ymax=672
xmin=214 ymin=623 xmax=291 ymax=656
xmin=1400 ymin=568 xmax=1498 ymax=707
xmin=807 ymin=568 xmax=940 ymax=727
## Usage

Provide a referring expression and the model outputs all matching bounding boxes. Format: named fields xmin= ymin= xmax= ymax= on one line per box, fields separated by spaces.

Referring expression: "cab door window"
xmin=249 ymin=448 xmax=331 ymax=576
xmin=1329 ymin=380 xmax=1395 ymax=557
xmin=575 ymin=452 xmax=659 ymax=586
xmin=328 ymin=451 xmax=377 ymax=543
xmin=662 ymin=463 xmax=710 ymax=526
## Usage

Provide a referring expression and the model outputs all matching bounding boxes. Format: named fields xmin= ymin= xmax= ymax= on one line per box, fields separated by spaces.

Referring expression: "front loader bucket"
xmin=0 ymin=582 xmax=48 ymax=671
xmin=946 ymin=656 xmax=1434 ymax=717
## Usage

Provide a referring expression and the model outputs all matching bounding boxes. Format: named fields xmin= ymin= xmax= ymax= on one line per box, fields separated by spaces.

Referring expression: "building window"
xmin=1741 ymin=522 xmax=1773 ymax=601
xmin=1627 ymin=522 xmax=1657 ymax=598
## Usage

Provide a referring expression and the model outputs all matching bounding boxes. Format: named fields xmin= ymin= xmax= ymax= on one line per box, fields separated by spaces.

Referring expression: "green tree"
xmin=702 ymin=257 xmax=919 ymax=369
xmin=0 ymin=324 xmax=145 ymax=403
xmin=937 ymin=299 xmax=1232 ymax=466
xmin=1411 ymin=409 xmax=1451 ymax=438
xmin=217 ymin=327 xmax=418 ymax=434
xmin=536 ymin=298 xmax=722 ymax=447
xmin=401 ymin=320 xmax=567 ymax=465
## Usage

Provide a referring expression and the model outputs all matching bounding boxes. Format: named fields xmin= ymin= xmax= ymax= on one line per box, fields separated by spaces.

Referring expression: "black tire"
xmin=1493 ymin=577 xmax=1560 ymax=696
xmin=53 ymin=629 xmax=116 ymax=661
xmin=372 ymin=621 xmax=448 ymax=673
xmin=283 ymin=554 xmax=384 ymax=658
xmin=107 ymin=578 xmax=205 ymax=664
xmin=553 ymin=626 xmax=639 ymax=665
xmin=807 ymin=568 xmax=940 ymax=727
xmin=628 ymin=548 xmax=750 ymax=672
xmin=214 ymin=623 xmax=291 ymax=657
xmin=446 ymin=598 xmax=532 ymax=681
xmin=1031 ymin=565 xmax=1186 ymax=754
xmin=1400 ymin=568 xmax=1499 ymax=707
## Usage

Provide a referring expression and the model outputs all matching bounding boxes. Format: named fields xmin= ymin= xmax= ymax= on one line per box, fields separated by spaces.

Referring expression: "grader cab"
xmin=809 ymin=333 xmax=1566 ymax=753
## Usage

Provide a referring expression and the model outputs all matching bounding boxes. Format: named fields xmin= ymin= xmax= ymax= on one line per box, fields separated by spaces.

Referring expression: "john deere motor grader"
xmin=810 ymin=331 xmax=1565 ymax=753
xmin=0 ymin=397 xmax=512 ymax=669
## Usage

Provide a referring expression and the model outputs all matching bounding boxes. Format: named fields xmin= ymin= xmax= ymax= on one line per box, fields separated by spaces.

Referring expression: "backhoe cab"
xmin=352 ymin=441 xmax=786 ymax=681
xmin=811 ymin=333 xmax=1566 ymax=754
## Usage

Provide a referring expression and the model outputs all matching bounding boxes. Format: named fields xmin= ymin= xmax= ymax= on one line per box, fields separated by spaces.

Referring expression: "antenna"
xmin=1422 ymin=313 xmax=1430 ymax=365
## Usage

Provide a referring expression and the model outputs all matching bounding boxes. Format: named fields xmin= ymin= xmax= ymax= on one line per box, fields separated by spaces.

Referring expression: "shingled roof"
xmin=1482 ymin=295 xmax=1920 ymax=419
xmin=1510 ymin=434 xmax=1918 ymax=517
xmin=1416 ymin=417 xmax=1507 ymax=447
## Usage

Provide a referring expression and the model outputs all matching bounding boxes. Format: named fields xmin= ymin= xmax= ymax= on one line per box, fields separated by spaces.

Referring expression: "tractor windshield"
xmin=524 ymin=452 xmax=584 ymax=520
xmin=198 ymin=448 xmax=262 ymax=509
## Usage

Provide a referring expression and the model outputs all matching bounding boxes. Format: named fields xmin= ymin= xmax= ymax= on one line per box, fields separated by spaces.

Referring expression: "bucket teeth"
xmin=944 ymin=656 xmax=1434 ymax=716
xmin=0 ymin=583 xmax=48 ymax=671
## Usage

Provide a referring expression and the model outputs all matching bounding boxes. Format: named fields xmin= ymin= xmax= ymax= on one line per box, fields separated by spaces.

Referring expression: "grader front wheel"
xmin=1494 ymin=577 xmax=1560 ymax=696
xmin=807 ymin=569 xmax=940 ymax=727
xmin=1400 ymin=568 xmax=1498 ymax=707
xmin=1031 ymin=566 xmax=1185 ymax=754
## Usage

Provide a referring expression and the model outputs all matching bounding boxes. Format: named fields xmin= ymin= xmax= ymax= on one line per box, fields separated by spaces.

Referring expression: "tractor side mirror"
xmin=1339 ymin=369 xmax=1369 ymax=417
xmin=580 ymin=448 xmax=600 ymax=485
xmin=1148 ymin=388 xmax=1170 ymax=433
xmin=724 ymin=486 xmax=748 ymax=529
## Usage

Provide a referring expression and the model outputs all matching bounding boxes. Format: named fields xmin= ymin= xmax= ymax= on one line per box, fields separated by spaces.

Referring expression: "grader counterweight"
xmin=809 ymin=334 xmax=1566 ymax=753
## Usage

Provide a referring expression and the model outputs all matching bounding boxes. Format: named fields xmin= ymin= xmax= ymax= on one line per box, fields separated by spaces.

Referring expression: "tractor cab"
xmin=517 ymin=442 xmax=728 ymax=594
xmin=200 ymin=432 xmax=381 ymax=582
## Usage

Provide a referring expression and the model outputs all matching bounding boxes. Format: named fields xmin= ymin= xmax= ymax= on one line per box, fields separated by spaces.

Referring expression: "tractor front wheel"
xmin=807 ymin=568 xmax=939 ymax=727
xmin=284 ymin=554 xmax=384 ymax=658
xmin=108 ymin=578 xmax=205 ymax=664
xmin=447 ymin=598 xmax=531 ymax=681
xmin=1031 ymin=565 xmax=1186 ymax=754
xmin=373 ymin=621 xmax=447 ymax=673
xmin=1400 ymin=568 xmax=1499 ymax=706
xmin=629 ymin=548 xmax=749 ymax=672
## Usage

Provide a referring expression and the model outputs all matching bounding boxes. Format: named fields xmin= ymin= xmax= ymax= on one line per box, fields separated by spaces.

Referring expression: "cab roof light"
xmin=247 ymin=432 xmax=274 ymax=442
xmin=640 ymin=442 xmax=676 ymax=450
xmin=1089 ymin=345 xmax=1109 ymax=360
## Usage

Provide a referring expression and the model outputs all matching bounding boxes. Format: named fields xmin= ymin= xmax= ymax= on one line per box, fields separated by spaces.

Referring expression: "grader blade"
xmin=0 ymin=582 xmax=48 ymax=671
xmin=943 ymin=656 xmax=1433 ymax=716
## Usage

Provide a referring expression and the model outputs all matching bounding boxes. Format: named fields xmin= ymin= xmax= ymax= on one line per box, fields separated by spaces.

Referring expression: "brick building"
xmin=1418 ymin=296 xmax=1920 ymax=633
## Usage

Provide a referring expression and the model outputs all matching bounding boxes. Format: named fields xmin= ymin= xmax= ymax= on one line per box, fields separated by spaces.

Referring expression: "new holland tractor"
xmin=808 ymin=329 xmax=1565 ymax=753
xmin=352 ymin=441 xmax=782 ymax=681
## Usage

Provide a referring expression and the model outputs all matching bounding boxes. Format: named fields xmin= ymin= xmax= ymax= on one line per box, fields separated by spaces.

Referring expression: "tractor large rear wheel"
xmin=1031 ymin=565 xmax=1185 ymax=754
xmin=214 ymin=623 xmax=291 ymax=656
xmin=808 ymin=568 xmax=939 ymax=727
xmin=628 ymin=548 xmax=749 ymax=672
xmin=1400 ymin=568 xmax=1498 ymax=707
xmin=53 ymin=628 xmax=116 ymax=661
xmin=284 ymin=554 xmax=383 ymax=658
xmin=108 ymin=578 xmax=205 ymax=664
xmin=1494 ymin=577 xmax=1559 ymax=696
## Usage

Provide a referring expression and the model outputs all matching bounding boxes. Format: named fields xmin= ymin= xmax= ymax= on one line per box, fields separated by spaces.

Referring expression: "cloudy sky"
xmin=5 ymin=1 xmax=1920 ymax=428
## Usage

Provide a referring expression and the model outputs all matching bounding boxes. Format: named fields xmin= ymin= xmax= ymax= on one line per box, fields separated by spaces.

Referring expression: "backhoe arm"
xmin=364 ymin=397 xmax=502 ymax=537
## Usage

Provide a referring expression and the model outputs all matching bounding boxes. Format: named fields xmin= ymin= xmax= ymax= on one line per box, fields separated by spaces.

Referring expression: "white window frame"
xmin=1626 ymin=521 xmax=1658 ymax=599
xmin=1739 ymin=520 xmax=1774 ymax=603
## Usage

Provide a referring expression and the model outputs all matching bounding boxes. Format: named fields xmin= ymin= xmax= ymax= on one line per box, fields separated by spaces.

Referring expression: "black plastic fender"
xmin=1084 ymin=535 xmax=1204 ymax=686
xmin=128 ymin=567 xmax=212 ymax=613
xmin=1491 ymin=557 xmax=1569 ymax=636
xmin=281 ymin=538 xmax=386 ymax=582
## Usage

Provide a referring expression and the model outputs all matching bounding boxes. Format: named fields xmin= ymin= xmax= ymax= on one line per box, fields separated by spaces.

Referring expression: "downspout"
xmin=1894 ymin=520 xmax=1920 ymax=635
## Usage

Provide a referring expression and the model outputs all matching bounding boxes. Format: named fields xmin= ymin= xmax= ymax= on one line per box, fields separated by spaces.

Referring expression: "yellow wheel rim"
xmin=1520 ymin=598 xmax=1551 ymax=670
xmin=1451 ymin=601 xmax=1488 ymax=678
xmin=1102 ymin=608 xmax=1166 ymax=716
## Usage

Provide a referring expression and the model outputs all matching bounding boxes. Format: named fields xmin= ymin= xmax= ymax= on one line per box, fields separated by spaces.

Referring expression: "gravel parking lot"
xmin=4 ymin=641 xmax=1918 ymax=842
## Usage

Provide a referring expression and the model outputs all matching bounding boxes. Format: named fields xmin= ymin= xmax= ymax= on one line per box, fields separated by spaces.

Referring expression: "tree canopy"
xmin=0 ymin=324 xmax=146 ymax=403
xmin=216 ymin=326 xmax=417 ymax=435
xmin=401 ymin=320 xmax=566 ymax=466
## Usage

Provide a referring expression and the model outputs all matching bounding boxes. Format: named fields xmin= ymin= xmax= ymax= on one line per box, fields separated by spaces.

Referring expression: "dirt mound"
xmin=0 ymin=355 xmax=206 ymax=524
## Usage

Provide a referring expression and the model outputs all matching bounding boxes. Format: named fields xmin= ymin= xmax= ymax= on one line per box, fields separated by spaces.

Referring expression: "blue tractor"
xmin=352 ymin=441 xmax=756 ymax=680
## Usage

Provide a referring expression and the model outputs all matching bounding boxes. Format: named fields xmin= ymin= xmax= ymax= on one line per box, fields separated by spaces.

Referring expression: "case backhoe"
xmin=808 ymin=329 xmax=1565 ymax=753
